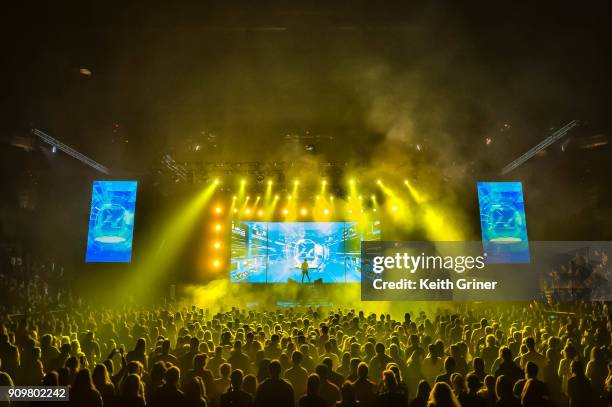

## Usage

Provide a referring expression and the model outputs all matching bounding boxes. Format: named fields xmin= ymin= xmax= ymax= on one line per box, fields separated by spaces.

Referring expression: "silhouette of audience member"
xmin=494 ymin=347 xmax=522 ymax=385
xmin=368 ymin=343 xmax=393 ymax=383
xmin=243 ymin=374 xmax=257 ymax=397
xmin=427 ymin=381 xmax=461 ymax=407
xmin=408 ymin=380 xmax=430 ymax=407
xmin=151 ymin=365 xmax=186 ymax=407
xmin=254 ymin=360 xmax=294 ymax=407
xmin=299 ymin=374 xmax=327 ymax=407
xmin=470 ymin=358 xmax=487 ymax=383
xmin=92 ymin=364 xmax=115 ymax=407
xmin=435 ymin=357 xmax=456 ymax=385
xmin=315 ymin=364 xmax=341 ymax=407
xmin=184 ymin=353 xmax=215 ymax=401
xmin=336 ymin=382 xmax=359 ymax=407
xmin=179 ymin=337 xmax=201 ymax=373
xmin=184 ymin=376 xmax=208 ymax=407
xmin=519 ymin=337 xmax=546 ymax=372
xmin=376 ymin=370 xmax=405 ymax=407
xmin=323 ymin=357 xmax=345 ymax=390
xmin=463 ymin=373 xmax=486 ymax=407
xmin=229 ymin=340 xmax=251 ymax=374
xmin=221 ymin=369 xmax=253 ymax=407
xmin=146 ymin=361 xmax=167 ymax=404
xmin=286 ymin=351 xmax=309 ymax=400
xmin=152 ymin=340 xmax=178 ymax=367
xmin=352 ymin=362 xmax=376 ymax=407
xmin=567 ymin=360 xmax=592 ymax=407
xmin=0 ymin=333 xmax=19 ymax=381
xmin=127 ymin=338 xmax=148 ymax=371
xmin=209 ymin=346 xmax=227 ymax=378
xmin=520 ymin=378 xmax=550 ymax=407
xmin=513 ymin=361 xmax=547 ymax=398
xmin=494 ymin=375 xmax=520 ymax=407
xmin=116 ymin=373 xmax=145 ymax=407
xmin=69 ymin=368 xmax=102 ymax=407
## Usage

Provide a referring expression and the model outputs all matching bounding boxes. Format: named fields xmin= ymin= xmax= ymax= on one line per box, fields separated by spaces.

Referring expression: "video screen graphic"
xmin=477 ymin=182 xmax=530 ymax=263
xmin=231 ymin=221 xmax=380 ymax=283
xmin=85 ymin=181 xmax=138 ymax=263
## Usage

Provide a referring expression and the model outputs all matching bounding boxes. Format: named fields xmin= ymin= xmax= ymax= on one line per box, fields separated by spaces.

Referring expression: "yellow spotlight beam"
xmin=127 ymin=181 xmax=219 ymax=297
xmin=404 ymin=180 xmax=426 ymax=203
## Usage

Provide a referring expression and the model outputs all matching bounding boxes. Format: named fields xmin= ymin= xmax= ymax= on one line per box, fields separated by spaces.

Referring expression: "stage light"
xmin=214 ymin=224 xmax=222 ymax=231
xmin=391 ymin=206 xmax=398 ymax=212
xmin=316 ymin=195 xmax=320 ymax=200
xmin=329 ymin=195 xmax=334 ymax=201
xmin=258 ymin=210 xmax=264 ymax=216
xmin=359 ymin=195 xmax=363 ymax=200
xmin=300 ymin=208 xmax=308 ymax=216
xmin=349 ymin=179 xmax=355 ymax=185
xmin=213 ymin=241 xmax=221 ymax=249
xmin=348 ymin=209 xmax=353 ymax=214
xmin=233 ymin=208 xmax=238 ymax=213
xmin=288 ymin=195 xmax=292 ymax=200
xmin=214 ymin=206 xmax=222 ymax=214
xmin=212 ymin=259 xmax=220 ymax=268
xmin=246 ymin=196 xmax=250 ymax=200
xmin=282 ymin=209 xmax=289 ymax=215
xmin=322 ymin=179 xmax=327 ymax=185
xmin=376 ymin=179 xmax=382 ymax=185
xmin=256 ymin=195 xmax=261 ymax=200
xmin=373 ymin=208 xmax=377 ymax=212
xmin=371 ymin=195 xmax=376 ymax=201
xmin=245 ymin=208 xmax=251 ymax=215
xmin=268 ymin=180 xmax=273 ymax=186
xmin=323 ymin=208 xmax=329 ymax=215
xmin=241 ymin=179 xmax=246 ymax=186
xmin=360 ymin=209 xmax=364 ymax=213
xmin=213 ymin=179 xmax=220 ymax=185
xmin=232 ymin=195 xmax=237 ymax=200
xmin=274 ymin=194 xmax=279 ymax=199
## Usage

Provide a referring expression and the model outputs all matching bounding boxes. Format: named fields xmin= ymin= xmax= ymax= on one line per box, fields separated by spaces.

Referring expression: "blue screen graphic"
xmin=231 ymin=222 xmax=380 ymax=283
xmin=477 ymin=182 xmax=529 ymax=263
xmin=85 ymin=181 xmax=138 ymax=263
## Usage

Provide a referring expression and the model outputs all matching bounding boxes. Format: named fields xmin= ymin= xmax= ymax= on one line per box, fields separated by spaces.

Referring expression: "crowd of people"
xmin=0 ymin=298 xmax=610 ymax=407
xmin=0 ymin=250 xmax=72 ymax=314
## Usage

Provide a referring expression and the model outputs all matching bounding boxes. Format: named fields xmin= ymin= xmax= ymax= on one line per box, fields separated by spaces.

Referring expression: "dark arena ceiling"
xmin=1 ymin=1 xmax=611 ymax=253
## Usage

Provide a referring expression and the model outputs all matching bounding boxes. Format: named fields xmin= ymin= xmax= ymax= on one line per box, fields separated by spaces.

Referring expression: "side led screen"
xmin=477 ymin=182 xmax=529 ymax=263
xmin=231 ymin=221 xmax=380 ymax=283
xmin=85 ymin=181 xmax=138 ymax=263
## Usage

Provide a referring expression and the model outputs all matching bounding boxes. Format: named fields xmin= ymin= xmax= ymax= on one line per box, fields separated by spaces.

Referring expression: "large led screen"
xmin=85 ymin=181 xmax=138 ymax=263
xmin=477 ymin=181 xmax=529 ymax=263
xmin=231 ymin=221 xmax=380 ymax=283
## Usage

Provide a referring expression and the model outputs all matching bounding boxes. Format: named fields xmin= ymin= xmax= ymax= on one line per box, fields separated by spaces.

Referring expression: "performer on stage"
xmin=301 ymin=258 xmax=311 ymax=284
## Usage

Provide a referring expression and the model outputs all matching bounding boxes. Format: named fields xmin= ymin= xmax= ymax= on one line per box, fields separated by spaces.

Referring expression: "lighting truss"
xmin=500 ymin=120 xmax=579 ymax=175
xmin=32 ymin=128 xmax=110 ymax=174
